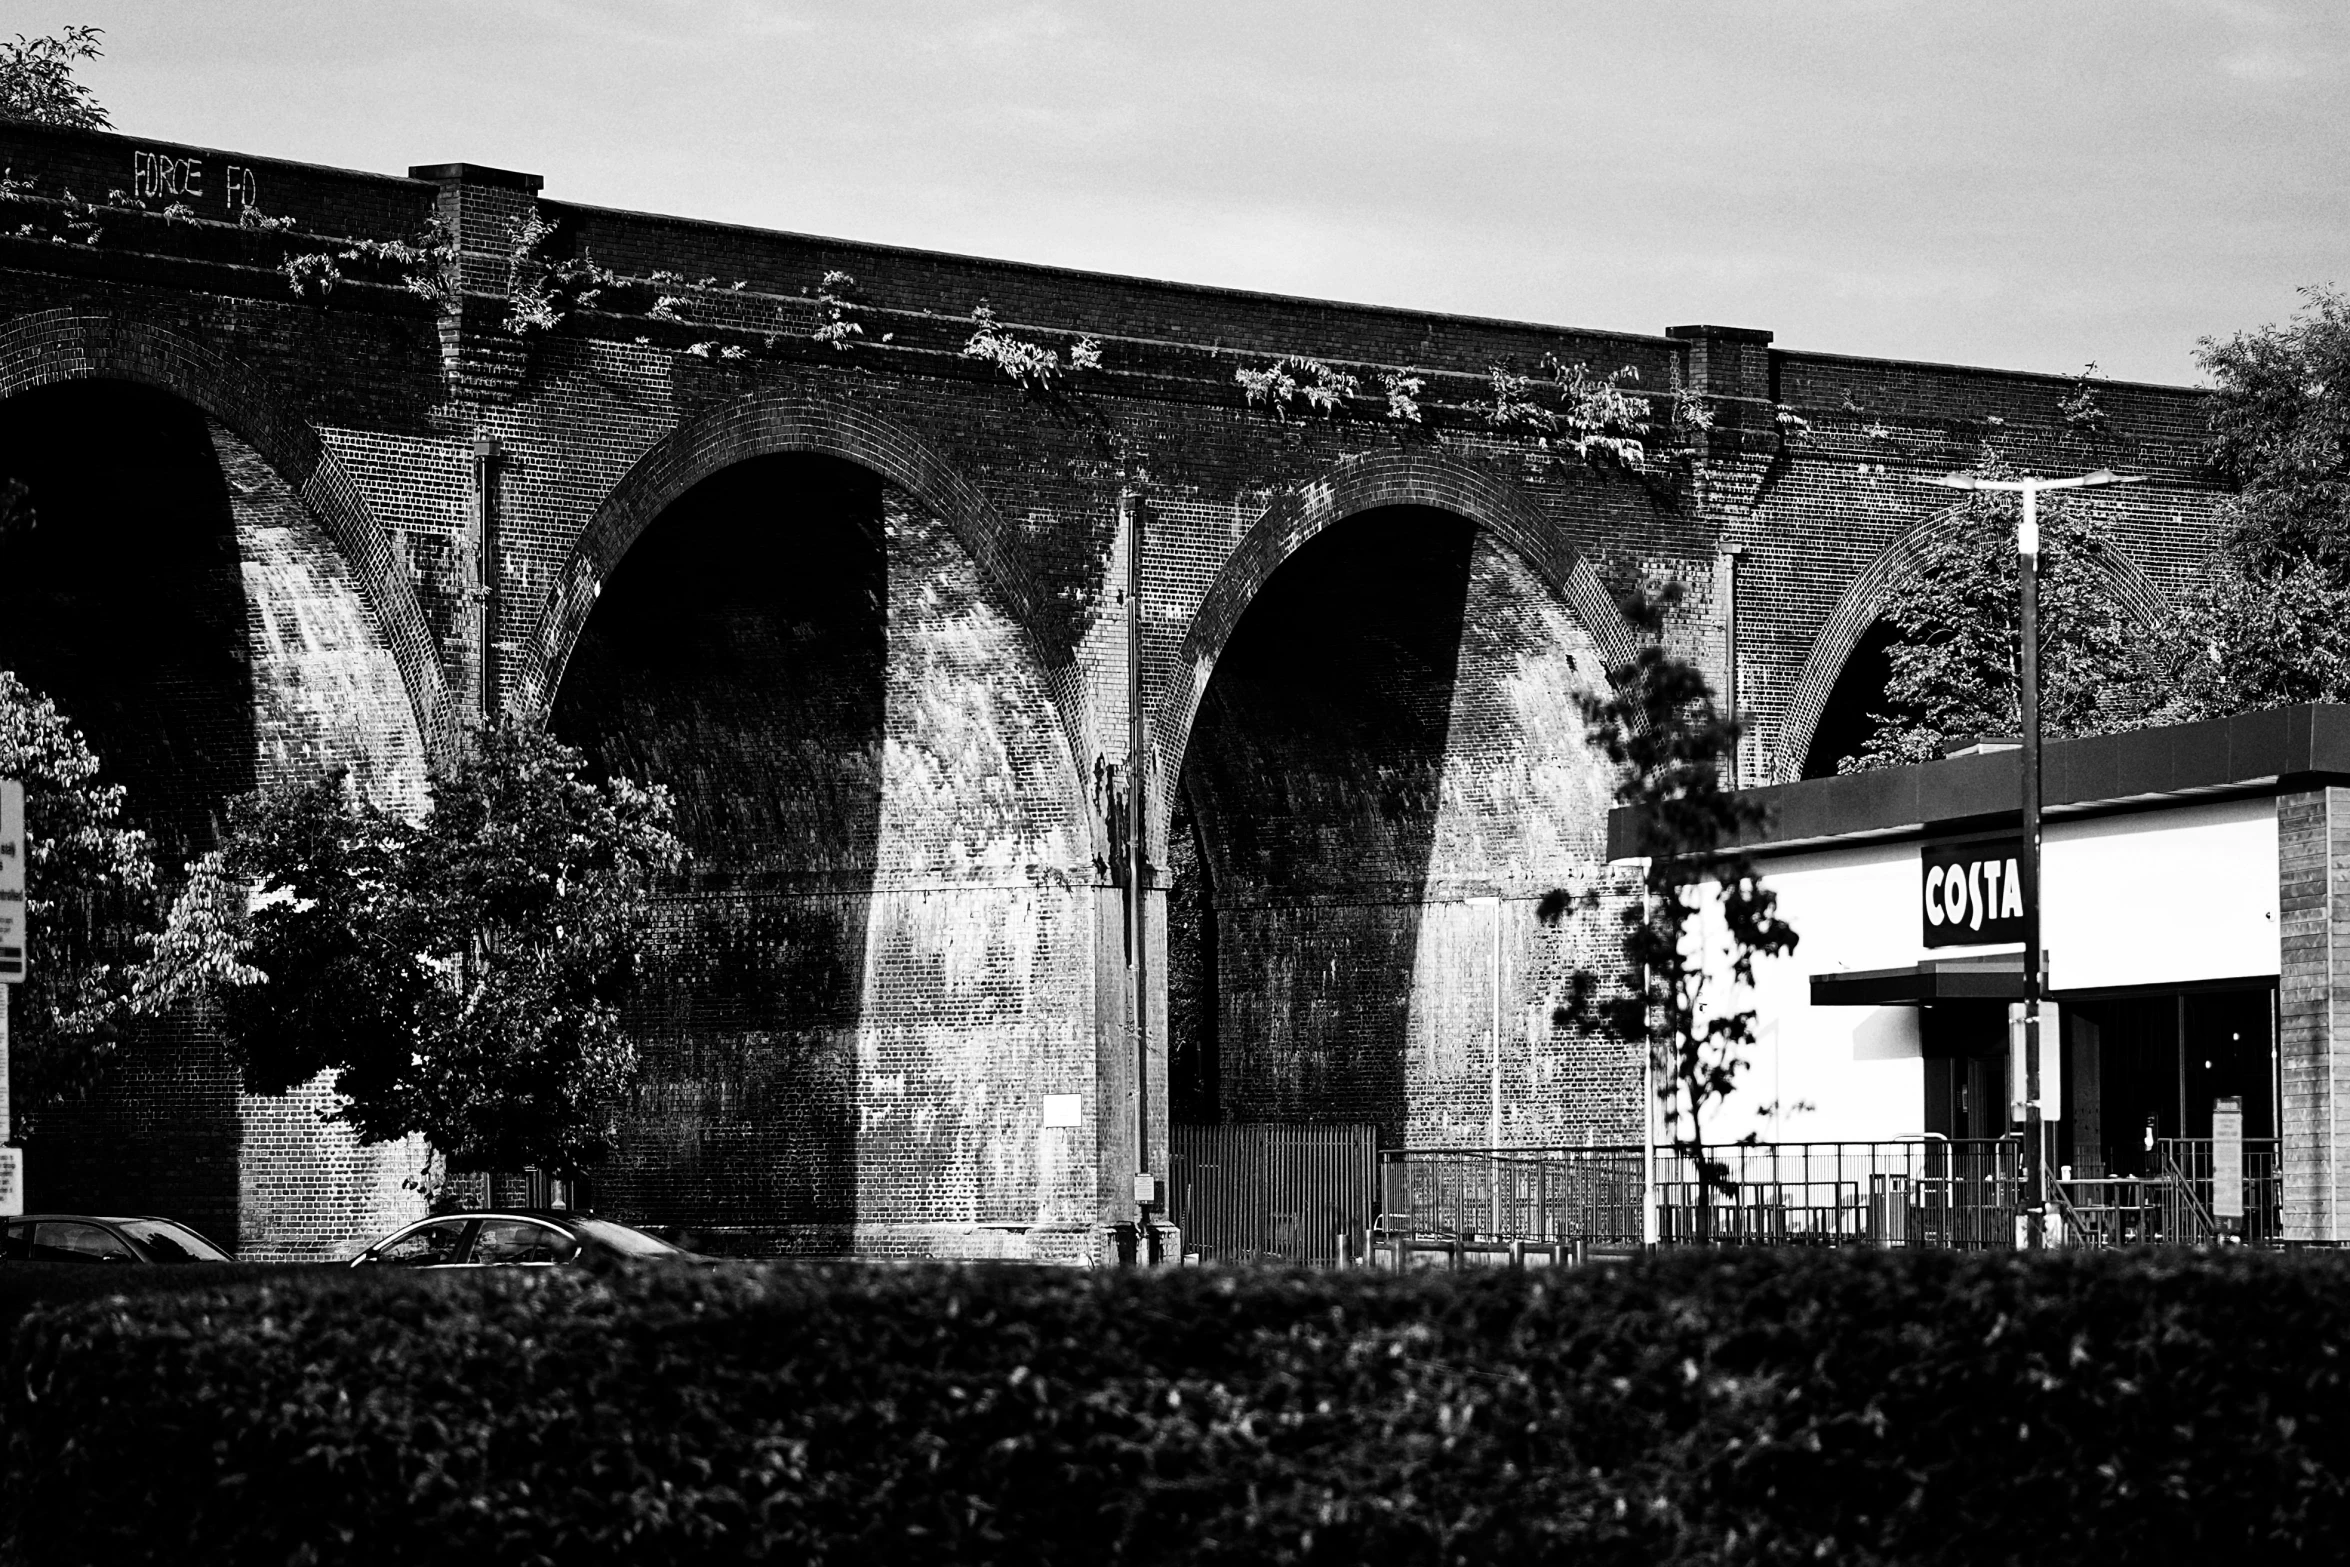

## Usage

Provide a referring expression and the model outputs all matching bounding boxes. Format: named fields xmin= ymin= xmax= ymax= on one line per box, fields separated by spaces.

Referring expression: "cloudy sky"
xmin=31 ymin=1 xmax=2349 ymax=384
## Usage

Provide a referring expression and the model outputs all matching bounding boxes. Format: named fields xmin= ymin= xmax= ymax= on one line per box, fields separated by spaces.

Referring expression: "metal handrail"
xmin=2160 ymin=1147 xmax=2222 ymax=1243
xmin=1374 ymin=1136 xmax=2294 ymax=1263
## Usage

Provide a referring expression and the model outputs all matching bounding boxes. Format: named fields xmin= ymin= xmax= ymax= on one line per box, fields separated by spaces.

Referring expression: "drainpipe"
xmin=1126 ymin=491 xmax=1158 ymax=1241
xmin=1716 ymin=545 xmax=1745 ymax=786
xmin=474 ymin=432 xmax=502 ymax=724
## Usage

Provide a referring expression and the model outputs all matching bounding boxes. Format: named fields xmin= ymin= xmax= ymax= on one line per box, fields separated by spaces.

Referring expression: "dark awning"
xmin=1810 ymin=958 xmax=2025 ymax=1006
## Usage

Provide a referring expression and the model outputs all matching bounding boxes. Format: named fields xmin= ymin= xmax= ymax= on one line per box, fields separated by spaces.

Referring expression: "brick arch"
xmin=1769 ymin=505 xmax=2176 ymax=782
xmin=516 ymin=389 xmax=1099 ymax=854
xmin=1148 ymin=448 xmax=1640 ymax=859
xmin=0 ymin=308 xmax=450 ymax=755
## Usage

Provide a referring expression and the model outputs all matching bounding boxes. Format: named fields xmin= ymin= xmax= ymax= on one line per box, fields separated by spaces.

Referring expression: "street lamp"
xmin=1918 ymin=467 xmax=2144 ymax=1247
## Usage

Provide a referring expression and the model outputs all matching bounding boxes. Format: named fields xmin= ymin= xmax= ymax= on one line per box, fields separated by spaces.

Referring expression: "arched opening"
xmin=0 ymin=382 xmax=257 ymax=866
xmin=1802 ymin=618 xmax=1899 ymax=777
xmin=1164 ymin=505 xmax=1632 ymax=1152
xmin=551 ymin=454 xmax=888 ymax=1251
xmin=0 ymin=378 xmax=428 ymax=1255
xmin=551 ymin=450 xmax=1092 ymax=1254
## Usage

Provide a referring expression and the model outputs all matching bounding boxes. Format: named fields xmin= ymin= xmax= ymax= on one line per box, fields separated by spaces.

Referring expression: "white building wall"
xmin=1708 ymin=796 xmax=2279 ymax=1146
xmin=1716 ymin=840 xmax=1927 ymax=1145
xmin=2042 ymin=796 xmax=2279 ymax=991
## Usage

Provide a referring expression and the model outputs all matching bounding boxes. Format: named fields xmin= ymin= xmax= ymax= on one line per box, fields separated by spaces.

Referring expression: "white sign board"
xmin=2213 ymin=1095 xmax=2245 ymax=1221
xmin=0 ymin=779 xmax=21 ymax=983
xmin=2007 ymin=1002 xmax=2063 ymax=1121
xmin=1041 ymin=1093 xmax=1082 ymax=1128
xmin=0 ymin=1148 xmax=21 ymax=1218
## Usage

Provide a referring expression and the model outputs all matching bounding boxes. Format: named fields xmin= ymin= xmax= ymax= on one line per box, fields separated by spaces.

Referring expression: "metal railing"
xmin=1169 ymin=1122 xmax=1379 ymax=1267
xmin=1649 ymin=1139 xmax=2021 ymax=1249
xmin=1178 ymin=1131 xmax=2287 ymax=1269
xmin=2048 ymin=1176 xmax=2163 ymax=1247
xmin=1375 ymin=1139 xmax=2023 ymax=1257
xmin=2048 ymin=1140 xmax=2280 ymax=1247
xmin=2158 ymin=1136 xmax=2281 ymax=1246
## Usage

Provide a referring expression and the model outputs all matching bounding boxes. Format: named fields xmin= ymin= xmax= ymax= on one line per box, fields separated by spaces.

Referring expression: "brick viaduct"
xmin=0 ymin=121 xmax=2228 ymax=1260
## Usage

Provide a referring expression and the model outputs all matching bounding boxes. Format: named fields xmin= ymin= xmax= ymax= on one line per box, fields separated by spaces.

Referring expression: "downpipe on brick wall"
xmin=1124 ymin=489 xmax=1164 ymax=1261
xmin=473 ymin=432 xmax=502 ymax=724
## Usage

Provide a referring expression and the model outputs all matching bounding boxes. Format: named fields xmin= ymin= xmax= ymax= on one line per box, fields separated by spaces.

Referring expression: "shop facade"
xmin=1626 ymin=705 xmax=2350 ymax=1242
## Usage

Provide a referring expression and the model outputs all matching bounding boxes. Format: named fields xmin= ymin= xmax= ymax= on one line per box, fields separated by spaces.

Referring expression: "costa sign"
xmin=1922 ymin=836 xmax=2025 ymax=948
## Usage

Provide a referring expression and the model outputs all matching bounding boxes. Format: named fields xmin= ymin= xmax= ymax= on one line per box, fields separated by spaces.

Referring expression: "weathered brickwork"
xmin=1168 ymin=509 xmax=1640 ymax=1150
xmin=0 ymin=377 xmax=427 ymax=1257
xmin=0 ymin=119 xmax=2231 ymax=1259
xmin=548 ymin=464 xmax=1094 ymax=1256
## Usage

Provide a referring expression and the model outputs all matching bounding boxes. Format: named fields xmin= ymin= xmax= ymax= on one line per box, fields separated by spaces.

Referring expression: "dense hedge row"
xmin=0 ymin=1262 xmax=310 ymax=1347
xmin=5 ymin=1249 xmax=2348 ymax=1564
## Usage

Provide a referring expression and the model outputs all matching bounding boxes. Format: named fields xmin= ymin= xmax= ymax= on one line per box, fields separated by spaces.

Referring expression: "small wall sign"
xmin=2213 ymin=1095 xmax=2244 ymax=1222
xmin=1922 ymin=835 xmax=2025 ymax=948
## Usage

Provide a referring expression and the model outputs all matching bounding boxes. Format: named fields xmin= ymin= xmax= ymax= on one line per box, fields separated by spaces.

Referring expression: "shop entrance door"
xmin=1920 ymin=1000 xmax=2015 ymax=1141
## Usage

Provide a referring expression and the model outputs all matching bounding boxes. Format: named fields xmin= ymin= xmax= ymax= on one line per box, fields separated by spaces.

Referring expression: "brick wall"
xmin=0 ymin=120 xmax=2235 ymax=1256
xmin=550 ymin=464 xmax=1095 ymax=1257
xmin=1170 ymin=507 xmax=1641 ymax=1149
xmin=0 ymin=380 xmax=426 ymax=1257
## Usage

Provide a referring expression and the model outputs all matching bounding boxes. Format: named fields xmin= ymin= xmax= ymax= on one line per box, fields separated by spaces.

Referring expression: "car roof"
xmin=8 ymin=1214 xmax=182 ymax=1225
xmin=407 ymin=1209 xmax=612 ymax=1226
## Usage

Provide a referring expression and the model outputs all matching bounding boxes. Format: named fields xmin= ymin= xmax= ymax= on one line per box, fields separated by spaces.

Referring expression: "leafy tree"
xmin=2157 ymin=286 xmax=2350 ymax=717
xmin=1545 ymin=579 xmax=1797 ymax=1225
xmin=0 ymin=670 xmax=156 ymax=1125
xmin=136 ymin=723 xmax=681 ymax=1178
xmin=1837 ymin=446 xmax=2155 ymax=771
xmin=0 ymin=26 xmax=108 ymax=130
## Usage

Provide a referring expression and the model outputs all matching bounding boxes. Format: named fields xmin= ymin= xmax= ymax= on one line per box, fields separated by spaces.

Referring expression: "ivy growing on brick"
xmin=1234 ymin=354 xmax=1359 ymax=419
xmin=2059 ymin=360 xmax=2111 ymax=435
xmin=279 ymin=250 xmax=340 ymax=304
xmin=1378 ymin=368 xmax=1425 ymax=424
xmin=505 ymin=205 xmax=614 ymax=336
xmin=811 ymin=270 xmax=863 ymax=350
xmin=963 ymin=302 xmax=1067 ymax=388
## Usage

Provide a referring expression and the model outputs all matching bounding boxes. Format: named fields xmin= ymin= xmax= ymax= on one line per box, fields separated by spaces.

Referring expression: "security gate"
xmin=1169 ymin=1122 xmax=1379 ymax=1266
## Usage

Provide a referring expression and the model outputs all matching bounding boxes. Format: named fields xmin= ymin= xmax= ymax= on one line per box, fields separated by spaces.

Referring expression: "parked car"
xmin=349 ymin=1210 xmax=698 ymax=1269
xmin=0 ymin=1214 xmax=235 ymax=1264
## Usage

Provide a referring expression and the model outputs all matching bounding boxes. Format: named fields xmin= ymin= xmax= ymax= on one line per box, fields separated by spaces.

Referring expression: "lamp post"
xmin=1919 ymin=467 xmax=2143 ymax=1247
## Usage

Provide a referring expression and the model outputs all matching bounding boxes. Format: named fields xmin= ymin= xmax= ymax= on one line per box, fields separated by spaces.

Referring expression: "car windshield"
xmin=115 ymin=1219 xmax=232 ymax=1263
xmin=568 ymin=1217 xmax=682 ymax=1256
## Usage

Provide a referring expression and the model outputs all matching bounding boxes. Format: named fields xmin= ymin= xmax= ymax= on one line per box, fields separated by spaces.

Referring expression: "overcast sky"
xmin=29 ymin=1 xmax=2349 ymax=384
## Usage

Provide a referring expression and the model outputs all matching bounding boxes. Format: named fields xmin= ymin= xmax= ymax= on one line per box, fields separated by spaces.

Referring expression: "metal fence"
xmin=1178 ymin=1131 xmax=2286 ymax=1268
xmin=1169 ymin=1122 xmax=1379 ymax=1266
xmin=1374 ymin=1139 xmax=2022 ymax=1256
xmin=2053 ymin=1138 xmax=2281 ymax=1247
xmin=1649 ymin=1139 xmax=2021 ymax=1248
xmin=1377 ymin=1146 xmax=1647 ymax=1249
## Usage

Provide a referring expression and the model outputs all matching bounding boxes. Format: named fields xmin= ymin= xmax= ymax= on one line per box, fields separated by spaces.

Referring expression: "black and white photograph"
xmin=0 ymin=4 xmax=2346 ymax=1560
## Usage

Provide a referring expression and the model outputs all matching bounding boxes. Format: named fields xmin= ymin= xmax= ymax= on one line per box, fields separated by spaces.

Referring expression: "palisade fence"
xmin=1170 ymin=1127 xmax=2285 ymax=1267
xmin=1168 ymin=1123 xmax=1380 ymax=1267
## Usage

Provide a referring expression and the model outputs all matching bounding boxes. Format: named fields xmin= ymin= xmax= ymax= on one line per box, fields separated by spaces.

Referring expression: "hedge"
xmin=0 ymin=1262 xmax=312 ymax=1350
xmin=5 ymin=1248 xmax=2349 ymax=1564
